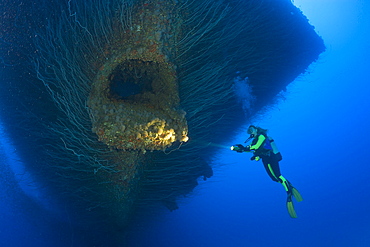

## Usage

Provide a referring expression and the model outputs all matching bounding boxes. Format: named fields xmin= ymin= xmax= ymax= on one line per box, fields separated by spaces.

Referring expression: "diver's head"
xmin=247 ymin=125 xmax=258 ymax=137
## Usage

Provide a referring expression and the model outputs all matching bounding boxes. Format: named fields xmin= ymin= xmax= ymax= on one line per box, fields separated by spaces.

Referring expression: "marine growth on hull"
xmin=3 ymin=0 xmax=325 ymax=236
xmin=88 ymin=1 xmax=189 ymax=152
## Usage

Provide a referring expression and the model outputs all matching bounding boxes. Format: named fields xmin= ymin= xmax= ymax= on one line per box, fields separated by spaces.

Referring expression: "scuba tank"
xmin=267 ymin=136 xmax=279 ymax=154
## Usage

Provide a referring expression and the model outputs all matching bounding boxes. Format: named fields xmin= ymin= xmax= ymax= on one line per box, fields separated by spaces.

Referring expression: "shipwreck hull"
xmin=0 ymin=0 xmax=325 ymax=244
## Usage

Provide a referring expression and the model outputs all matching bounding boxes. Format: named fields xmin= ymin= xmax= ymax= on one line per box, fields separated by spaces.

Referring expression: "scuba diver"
xmin=231 ymin=125 xmax=303 ymax=218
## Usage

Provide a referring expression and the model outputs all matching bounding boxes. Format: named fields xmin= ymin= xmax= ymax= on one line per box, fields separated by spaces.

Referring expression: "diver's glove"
xmin=230 ymin=144 xmax=250 ymax=153
xmin=250 ymin=155 xmax=260 ymax=161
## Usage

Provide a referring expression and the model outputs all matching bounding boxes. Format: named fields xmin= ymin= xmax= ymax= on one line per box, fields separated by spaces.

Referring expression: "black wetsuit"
xmin=250 ymin=133 xmax=283 ymax=183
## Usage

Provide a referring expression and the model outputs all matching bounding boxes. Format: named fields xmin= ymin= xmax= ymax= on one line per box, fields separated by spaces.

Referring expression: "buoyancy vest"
xmin=251 ymin=133 xmax=272 ymax=156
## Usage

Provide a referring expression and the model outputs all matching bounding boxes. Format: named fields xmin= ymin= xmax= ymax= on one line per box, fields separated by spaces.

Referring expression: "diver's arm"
xmin=250 ymin=134 xmax=266 ymax=150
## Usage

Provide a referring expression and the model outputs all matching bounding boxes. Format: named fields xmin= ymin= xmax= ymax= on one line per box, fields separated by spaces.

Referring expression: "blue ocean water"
xmin=128 ymin=1 xmax=370 ymax=246
xmin=1 ymin=1 xmax=369 ymax=247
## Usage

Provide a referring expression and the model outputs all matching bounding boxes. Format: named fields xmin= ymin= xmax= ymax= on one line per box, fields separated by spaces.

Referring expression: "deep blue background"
xmin=126 ymin=1 xmax=370 ymax=246
xmin=1 ymin=1 xmax=370 ymax=246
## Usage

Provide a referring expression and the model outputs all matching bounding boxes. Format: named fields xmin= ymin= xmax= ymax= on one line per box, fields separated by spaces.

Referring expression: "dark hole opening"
xmin=108 ymin=60 xmax=155 ymax=101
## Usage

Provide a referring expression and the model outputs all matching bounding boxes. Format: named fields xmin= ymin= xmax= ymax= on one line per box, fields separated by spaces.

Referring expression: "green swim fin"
xmin=286 ymin=200 xmax=297 ymax=218
xmin=292 ymin=187 xmax=303 ymax=202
